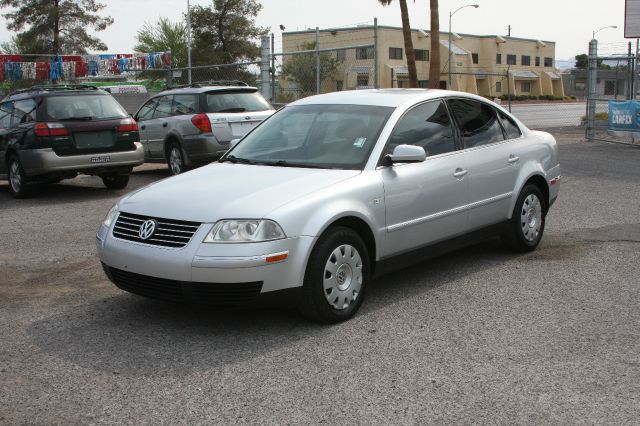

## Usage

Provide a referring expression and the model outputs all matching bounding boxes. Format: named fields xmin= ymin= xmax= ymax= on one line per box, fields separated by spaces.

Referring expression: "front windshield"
xmin=225 ymin=104 xmax=394 ymax=170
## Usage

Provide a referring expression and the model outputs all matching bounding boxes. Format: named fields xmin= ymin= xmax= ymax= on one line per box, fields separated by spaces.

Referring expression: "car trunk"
xmin=51 ymin=119 xmax=137 ymax=156
xmin=207 ymin=111 xmax=274 ymax=143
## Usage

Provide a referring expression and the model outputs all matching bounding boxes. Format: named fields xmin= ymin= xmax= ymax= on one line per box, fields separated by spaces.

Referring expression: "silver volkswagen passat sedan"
xmin=97 ymin=89 xmax=560 ymax=323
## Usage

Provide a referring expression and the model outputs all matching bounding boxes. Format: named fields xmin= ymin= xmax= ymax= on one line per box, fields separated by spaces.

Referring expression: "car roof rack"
xmin=6 ymin=84 xmax=101 ymax=97
xmin=163 ymin=80 xmax=250 ymax=91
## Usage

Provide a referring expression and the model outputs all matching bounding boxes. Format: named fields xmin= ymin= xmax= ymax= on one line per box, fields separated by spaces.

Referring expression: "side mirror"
xmin=230 ymin=138 xmax=240 ymax=148
xmin=383 ymin=144 xmax=426 ymax=165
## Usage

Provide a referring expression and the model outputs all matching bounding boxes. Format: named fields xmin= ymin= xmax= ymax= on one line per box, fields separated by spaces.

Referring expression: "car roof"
xmin=289 ymin=88 xmax=490 ymax=108
xmin=3 ymin=85 xmax=109 ymax=102
xmin=159 ymin=85 xmax=258 ymax=96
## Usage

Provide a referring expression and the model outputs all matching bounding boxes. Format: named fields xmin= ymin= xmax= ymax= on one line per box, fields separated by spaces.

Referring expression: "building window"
xmin=535 ymin=56 xmax=540 ymax=66
xmin=495 ymin=81 xmax=502 ymax=92
xmin=418 ymin=80 xmax=429 ymax=88
xmin=521 ymin=55 xmax=531 ymax=66
xmin=544 ymin=57 xmax=553 ymax=67
xmin=357 ymin=75 xmax=370 ymax=87
xmin=521 ymin=81 xmax=531 ymax=93
xmin=336 ymin=49 xmax=346 ymax=62
xmin=496 ymin=53 xmax=502 ymax=64
xmin=336 ymin=80 xmax=343 ymax=91
xmin=604 ymin=80 xmax=615 ymax=95
xmin=472 ymin=53 xmax=479 ymax=64
xmin=396 ymin=79 xmax=406 ymax=88
xmin=574 ymin=81 xmax=585 ymax=91
xmin=415 ymin=49 xmax=429 ymax=61
xmin=389 ymin=47 xmax=403 ymax=60
xmin=356 ymin=47 xmax=374 ymax=60
xmin=507 ymin=54 xmax=517 ymax=65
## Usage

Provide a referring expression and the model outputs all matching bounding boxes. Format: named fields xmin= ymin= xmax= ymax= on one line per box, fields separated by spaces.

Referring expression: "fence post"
xmin=271 ymin=33 xmax=276 ymax=103
xmin=260 ymin=35 xmax=271 ymax=100
xmin=374 ymin=17 xmax=379 ymax=89
xmin=586 ymin=39 xmax=597 ymax=139
xmin=316 ymin=27 xmax=320 ymax=94
xmin=165 ymin=49 xmax=173 ymax=88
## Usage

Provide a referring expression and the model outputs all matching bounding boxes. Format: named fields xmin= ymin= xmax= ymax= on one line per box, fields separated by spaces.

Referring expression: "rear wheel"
xmin=7 ymin=154 xmax=32 ymax=198
xmin=502 ymin=184 xmax=546 ymax=252
xmin=167 ymin=142 xmax=185 ymax=175
xmin=101 ymin=173 xmax=130 ymax=190
xmin=299 ymin=226 xmax=370 ymax=324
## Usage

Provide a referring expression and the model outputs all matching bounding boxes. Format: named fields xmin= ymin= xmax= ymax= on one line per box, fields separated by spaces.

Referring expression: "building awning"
xmin=388 ymin=65 xmax=409 ymax=76
xmin=546 ymin=71 xmax=561 ymax=80
xmin=512 ymin=70 xmax=539 ymax=80
xmin=473 ymin=69 xmax=488 ymax=78
xmin=439 ymin=40 xmax=468 ymax=55
xmin=351 ymin=66 xmax=371 ymax=75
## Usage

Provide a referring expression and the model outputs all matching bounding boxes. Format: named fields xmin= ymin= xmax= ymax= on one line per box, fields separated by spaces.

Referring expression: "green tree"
xmin=134 ymin=18 xmax=188 ymax=67
xmin=189 ymin=0 xmax=268 ymax=65
xmin=574 ymin=53 xmax=611 ymax=70
xmin=0 ymin=0 xmax=113 ymax=53
xmin=379 ymin=0 xmax=418 ymax=88
xmin=280 ymin=41 xmax=339 ymax=95
xmin=427 ymin=0 xmax=441 ymax=89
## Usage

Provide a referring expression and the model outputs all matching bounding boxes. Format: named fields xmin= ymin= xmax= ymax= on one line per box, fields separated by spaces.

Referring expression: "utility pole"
xmin=506 ymin=25 xmax=511 ymax=37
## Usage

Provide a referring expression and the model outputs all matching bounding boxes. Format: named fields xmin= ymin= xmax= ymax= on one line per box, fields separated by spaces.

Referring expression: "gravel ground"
xmin=1 ymin=129 xmax=639 ymax=424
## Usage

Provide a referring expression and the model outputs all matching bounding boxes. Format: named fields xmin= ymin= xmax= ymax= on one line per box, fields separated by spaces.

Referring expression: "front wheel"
xmin=8 ymin=154 xmax=32 ymax=198
xmin=101 ymin=173 xmax=130 ymax=190
xmin=299 ymin=227 xmax=370 ymax=324
xmin=502 ymin=184 xmax=546 ymax=252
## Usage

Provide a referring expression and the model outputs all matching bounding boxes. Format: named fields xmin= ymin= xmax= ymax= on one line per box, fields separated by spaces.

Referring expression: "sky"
xmin=0 ymin=0 xmax=631 ymax=60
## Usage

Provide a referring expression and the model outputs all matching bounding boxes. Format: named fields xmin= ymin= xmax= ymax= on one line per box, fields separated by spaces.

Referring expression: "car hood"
xmin=119 ymin=163 xmax=361 ymax=223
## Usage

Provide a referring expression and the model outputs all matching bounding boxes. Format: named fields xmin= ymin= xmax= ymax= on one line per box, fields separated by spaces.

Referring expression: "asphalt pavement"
xmin=1 ymin=129 xmax=639 ymax=424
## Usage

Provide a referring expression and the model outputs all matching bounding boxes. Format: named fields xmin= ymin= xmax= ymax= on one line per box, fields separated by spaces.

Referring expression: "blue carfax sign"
xmin=608 ymin=100 xmax=640 ymax=131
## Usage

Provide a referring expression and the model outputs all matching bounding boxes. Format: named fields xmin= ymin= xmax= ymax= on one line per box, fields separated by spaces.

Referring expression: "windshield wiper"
xmin=58 ymin=116 xmax=93 ymax=121
xmin=219 ymin=155 xmax=255 ymax=164
xmin=216 ymin=107 xmax=247 ymax=113
xmin=265 ymin=160 xmax=328 ymax=169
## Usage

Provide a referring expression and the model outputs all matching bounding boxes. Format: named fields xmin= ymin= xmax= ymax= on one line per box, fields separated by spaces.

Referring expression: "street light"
xmin=187 ymin=0 xmax=192 ymax=84
xmin=592 ymin=25 xmax=617 ymax=40
xmin=448 ymin=3 xmax=479 ymax=89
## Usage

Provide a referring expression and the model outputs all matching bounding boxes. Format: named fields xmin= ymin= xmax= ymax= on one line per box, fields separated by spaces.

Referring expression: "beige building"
xmin=282 ymin=25 xmax=564 ymax=98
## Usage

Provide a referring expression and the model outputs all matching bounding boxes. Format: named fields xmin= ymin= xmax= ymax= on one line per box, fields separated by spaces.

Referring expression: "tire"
xmin=167 ymin=142 xmax=186 ymax=175
xmin=502 ymin=184 xmax=546 ymax=252
xmin=299 ymin=226 xmax=370 ymax=324
xmin=101 ymin=173 xmax=130 ymax=190
xmin=7 ymin=154 xmax=32 ymax=199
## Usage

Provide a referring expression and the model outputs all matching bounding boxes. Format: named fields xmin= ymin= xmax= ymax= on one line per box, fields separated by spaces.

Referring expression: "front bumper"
xmin=96 ymin=221 xmax=316 ymax=301
xmin=20 ymin=143 xmax=144 ymax=176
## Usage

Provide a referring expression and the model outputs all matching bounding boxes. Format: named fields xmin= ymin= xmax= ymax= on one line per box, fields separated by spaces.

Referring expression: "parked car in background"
xmin=97 ymin=89 xmax=561 ymax=323
xmin=0 ymin=85 xmax=143 ymax=198
xmin=133 ymin=81 xmax=275 ymax=175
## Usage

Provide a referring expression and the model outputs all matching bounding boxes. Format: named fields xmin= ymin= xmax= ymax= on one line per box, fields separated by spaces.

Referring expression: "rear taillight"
xmin=34 ymin=122 xmax=69 ymax=137
xmin=117 ymin=117 xmax=139 ymax=133
xmin=191 ymin=113 xmax=212 ymax=133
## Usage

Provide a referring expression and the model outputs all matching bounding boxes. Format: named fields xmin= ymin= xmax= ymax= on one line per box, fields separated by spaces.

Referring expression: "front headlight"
xmin=203 ymin=219 xmax=286 ymax=243
xmin=102 ymin=204 xmax=119 ymax=227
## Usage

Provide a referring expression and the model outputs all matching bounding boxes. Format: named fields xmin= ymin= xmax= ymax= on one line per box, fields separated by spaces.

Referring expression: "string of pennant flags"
xmin=0 ymin=51 xmax=172 ymax=82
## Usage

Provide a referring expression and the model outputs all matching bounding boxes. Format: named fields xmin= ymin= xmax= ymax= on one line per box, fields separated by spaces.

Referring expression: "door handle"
xmin=453 ymin=168 xmax=468 ymax=178
xmin=508 ymin=154 xmax=520 ymax=164
xmin=140 ymin=125 xmax=146 ymax=130
xmin=162 ymin=122 xmax=168 ymax=127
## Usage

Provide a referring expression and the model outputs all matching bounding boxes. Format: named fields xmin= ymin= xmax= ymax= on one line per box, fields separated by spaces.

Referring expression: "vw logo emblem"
xmin=138 ymin=219 xmax=157 ymax=240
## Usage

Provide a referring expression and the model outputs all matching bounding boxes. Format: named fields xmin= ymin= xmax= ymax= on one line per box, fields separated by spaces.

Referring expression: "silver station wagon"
xmin=97 ymin=89 xmax=561 ymax=323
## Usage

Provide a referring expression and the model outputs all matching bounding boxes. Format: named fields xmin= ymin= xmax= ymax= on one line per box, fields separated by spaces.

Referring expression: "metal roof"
xmin=440 ymin=40 xmax=468 ymax=55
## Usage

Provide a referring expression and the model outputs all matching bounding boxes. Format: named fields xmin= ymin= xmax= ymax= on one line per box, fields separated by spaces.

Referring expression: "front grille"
xmin=113 ymin=212 xmax=201 ymax=248
xmin=104 ymin=265 xmax=263 ymax=305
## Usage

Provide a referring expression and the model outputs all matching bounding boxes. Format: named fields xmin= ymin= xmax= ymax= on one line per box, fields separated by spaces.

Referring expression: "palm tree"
xmin=134 ymin=17 xmax=188 ymax=67
xmin=379 ymin=0 xmax=418 ymax=88
xmin=427 ymin=0 xmax=441 ymax=89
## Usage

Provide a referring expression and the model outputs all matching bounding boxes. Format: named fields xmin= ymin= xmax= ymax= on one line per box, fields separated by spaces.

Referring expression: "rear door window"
xmin=204 ymin=90 xmax=271 ymax=113
xmin=136 ymin=98 xmax=158 ymax=121
xmin=0 ymin=102 xmax=13 ymax=128
xmin=447 ymin=98 xmax=504 ymax=148
xmin=172 ymin=95 xmax=197 ymax=115
xmin=152 ymin=96 xmax=173 ymax=119
xmin=498 ymin=111 xmax=522 ymax=139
